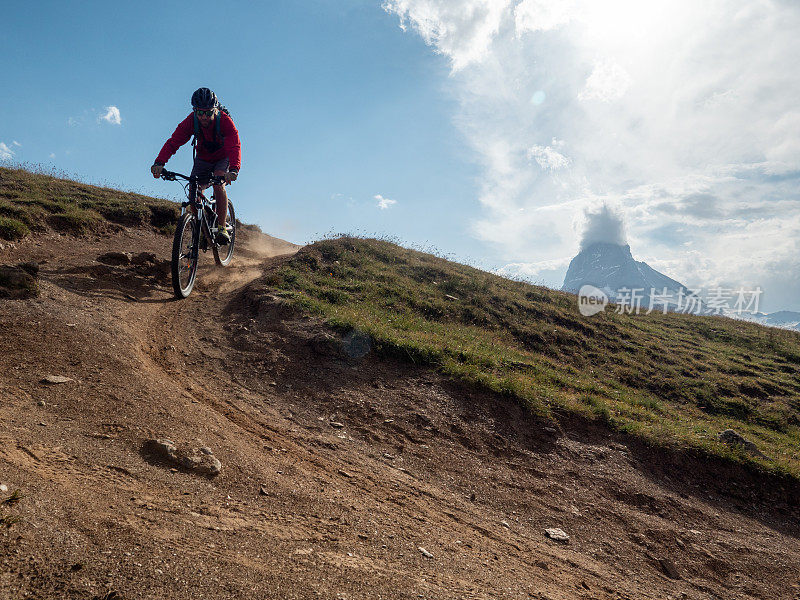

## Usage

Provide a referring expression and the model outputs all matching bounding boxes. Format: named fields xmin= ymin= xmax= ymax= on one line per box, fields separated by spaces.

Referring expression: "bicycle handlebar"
xmin=160 ymin=169 xmax=227 ymax=185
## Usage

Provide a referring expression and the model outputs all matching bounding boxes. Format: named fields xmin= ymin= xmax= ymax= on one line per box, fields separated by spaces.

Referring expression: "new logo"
xmin=578 ymin=285 xmax=608 ymax=317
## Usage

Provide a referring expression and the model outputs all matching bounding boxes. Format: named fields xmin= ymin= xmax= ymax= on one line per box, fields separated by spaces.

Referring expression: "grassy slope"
xmin=269 ymin=237 xmax=800 ymax=479
xmin=0 ymin=166 xmax=178 ymax=240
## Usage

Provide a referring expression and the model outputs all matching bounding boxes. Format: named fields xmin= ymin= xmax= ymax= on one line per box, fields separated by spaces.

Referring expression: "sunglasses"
xmin=194 ymin=108 xmax=215 ymax=116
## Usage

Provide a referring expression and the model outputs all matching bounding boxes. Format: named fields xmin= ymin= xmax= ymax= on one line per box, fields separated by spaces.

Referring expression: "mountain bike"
xmin=159 ymin=169 xmax=236 ymax=298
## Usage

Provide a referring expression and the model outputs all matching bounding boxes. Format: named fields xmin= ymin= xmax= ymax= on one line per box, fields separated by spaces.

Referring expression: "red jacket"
xmin=155 ymin=112 xmax=241 ymax=171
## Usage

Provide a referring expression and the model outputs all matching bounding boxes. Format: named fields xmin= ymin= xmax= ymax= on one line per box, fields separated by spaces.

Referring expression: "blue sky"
xmin=2 ymin=1 xmax=481 ymax=257
xmin=3 ymin=0 xmax=800 ymax=311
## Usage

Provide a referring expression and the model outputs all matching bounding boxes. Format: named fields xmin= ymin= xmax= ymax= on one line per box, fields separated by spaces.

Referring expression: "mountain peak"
xmin=562 ymin=241 xmax=690 ymax=311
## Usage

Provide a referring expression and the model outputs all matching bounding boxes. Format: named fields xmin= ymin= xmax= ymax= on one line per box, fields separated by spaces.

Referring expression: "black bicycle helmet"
xmin=191 ymin=87 xmax=217 ymax=109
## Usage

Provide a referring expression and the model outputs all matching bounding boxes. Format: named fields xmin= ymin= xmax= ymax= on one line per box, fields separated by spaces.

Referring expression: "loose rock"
xmin=143 ymin=439 xmax=222 ymax=477
xmin=544 ymin=528 xmax=570 ymax=543
xmin=131 ymin=252 xmax=157 ymax=265
xmin=97 ymin=252 xmax=132 ymax=266
xmin=418 ymin=546 xmax=434 ymax=558
xmin=309 ymin=333 xmax=343 ymax=357
xmin=0 ymin=264 xmax=39 ymax=299
xmin=41 ymin=375 xmax=73 ymax=385
xmin=718 ymin=429 xmax=766 ymax=457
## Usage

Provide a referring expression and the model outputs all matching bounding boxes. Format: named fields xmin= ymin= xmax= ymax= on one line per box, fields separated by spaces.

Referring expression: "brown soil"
xmin=0 ymin=227 xmax=798 ymax=600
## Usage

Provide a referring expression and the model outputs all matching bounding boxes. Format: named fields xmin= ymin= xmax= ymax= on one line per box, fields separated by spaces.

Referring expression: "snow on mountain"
xmin=562 ymin=242 xmax=701 ymax=313
xmin=735 ymin=310 xmax=800 ymax=331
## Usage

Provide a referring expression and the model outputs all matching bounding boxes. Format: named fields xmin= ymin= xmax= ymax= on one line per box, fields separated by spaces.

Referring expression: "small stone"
xmin=180 ymin=455 xmax=201 ymax=469
xmin=444 ymin=294 xmax=459 ymax=301
xmin=383 ymin=419 xmax=394 ymax=423
xmin=97 ymin=252 xmax=132 ymax=266
xmin=41 ymin=375 xmax=73 ymax=385
xmin=199 ymin=447 xmax=214 ymax=455
xmin=418 ymin=546 xmax=434 ymax=558
xmin=131 ymin=252 xmax=157 ymax=265
xmin=330 ymin=422 xmax=345 ymax=429
xmin=259 ymin=486 xmax=270 ymax=496
xmin=144 ymin=438 xmax=219 ymax=476
xmin=145 ymin=439 xmax=178 ymax=460
xmin=37 ymin=401 xmax=46 ymax=407
xmin=338 ymin=469 xmax=354 ymax=479
xmin=200 ymin=456 xmax=222 ymax=476
xmin=0 ymin=484 xmax=7 ymax=493
xmin=718 ymin=429 xmax=765 ymax=457
xmin=544 ymin=528 xmax=570 ymax=543
xmin=501 ymin=520 xmax=511 ymax=529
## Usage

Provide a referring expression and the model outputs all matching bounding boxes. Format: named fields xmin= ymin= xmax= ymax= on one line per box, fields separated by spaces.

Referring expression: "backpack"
xmin=192 ymin=105 xmax=231 ymax=156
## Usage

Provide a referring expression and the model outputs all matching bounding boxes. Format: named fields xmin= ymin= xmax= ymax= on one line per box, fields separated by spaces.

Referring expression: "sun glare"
xmin=577 ymin=0 xmax=682 ymax=49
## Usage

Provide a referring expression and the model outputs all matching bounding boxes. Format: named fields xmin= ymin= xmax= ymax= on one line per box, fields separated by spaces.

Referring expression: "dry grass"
xmin=0 ymin=166 xmax=179 ymax=240
xmin=270 ymin=236 xmax=800 ymax=479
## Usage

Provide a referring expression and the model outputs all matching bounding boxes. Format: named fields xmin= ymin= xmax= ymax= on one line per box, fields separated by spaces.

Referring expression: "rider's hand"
xmin=151 ymin=164 xmax=164 ymax=178
xmin=225 ymin=170 xmax=238 ymax=184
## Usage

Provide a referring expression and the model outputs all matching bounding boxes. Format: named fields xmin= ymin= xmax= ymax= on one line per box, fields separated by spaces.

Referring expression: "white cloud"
xmin=580 ymin=204 xmax=627 ymax=249
xmin=496 ymin=256 xmax=571 ymax=285
xmin=528 ymin=140 xmax=570 ymax=170
xmin=514 ymin=0 xmax=575 ymax=34
xmin=49 ymin=153 xmax=56 ymax=159
xmin=374 ymin=194 xmax=397 ymax=210
xmin=386 ymin=0 xmax=800 ymax=310
xmin=67 ymin=117 xmax=79 ymax=127
xmin=0 ymin=142 xmax=15 ymax=161
xmin=383 ymin=0 xmax=511 ymax=71
xmin=99 ymin=106 xmax=122 ymax=125
xmin=11 ymin=140 xmax=21 ymax=147
xmin=578 ymin=60 xmax=631 ymax=102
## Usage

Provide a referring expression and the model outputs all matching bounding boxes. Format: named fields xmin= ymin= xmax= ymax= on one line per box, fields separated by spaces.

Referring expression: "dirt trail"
xmin=1 ymin=227 xmax=799 ymax=600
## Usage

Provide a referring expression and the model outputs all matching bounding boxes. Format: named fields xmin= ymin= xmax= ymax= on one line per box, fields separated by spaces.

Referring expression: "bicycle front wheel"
xmin=172 ymin=212 xmax=199 ymax=298
xmin=213 ymin=199 xmax=236 ymax=267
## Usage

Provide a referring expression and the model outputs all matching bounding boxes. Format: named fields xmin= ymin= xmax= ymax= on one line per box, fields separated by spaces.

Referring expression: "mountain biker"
xmin=150 ymin=87 xmax=241 ymax=244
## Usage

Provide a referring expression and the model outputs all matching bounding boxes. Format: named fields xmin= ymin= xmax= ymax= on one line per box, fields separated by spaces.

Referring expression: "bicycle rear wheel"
xmin=213 ymin=199 xmax=236 ymax=266
xmin=172 ymin=212 xmax=199 ymax=298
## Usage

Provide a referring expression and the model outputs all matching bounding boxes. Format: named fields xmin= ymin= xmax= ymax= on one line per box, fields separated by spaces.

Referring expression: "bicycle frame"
xmin=161 ymin=170 xmax=225 ymax=253
xmin=161 ymin=168 xmax=235 ymax=297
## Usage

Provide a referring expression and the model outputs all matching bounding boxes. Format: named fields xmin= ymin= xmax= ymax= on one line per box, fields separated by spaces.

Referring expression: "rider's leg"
xmin=212 ymin=169 xmax=228 ymax=225
xmin=190 ymin=158 xmax=215 ymax=217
